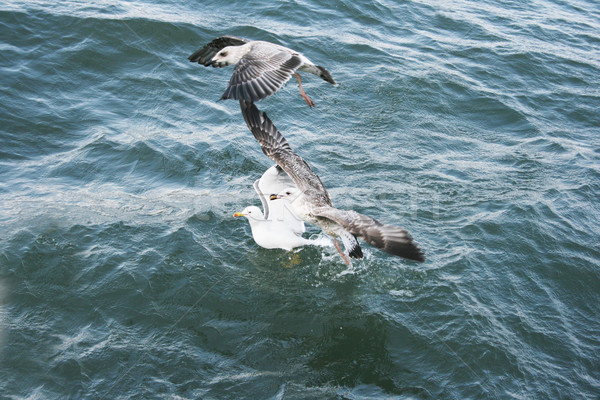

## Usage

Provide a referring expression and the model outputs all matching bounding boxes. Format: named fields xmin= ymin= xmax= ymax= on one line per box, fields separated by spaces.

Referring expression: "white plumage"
xmin=234 ymin=165 xmax=331 ymax=251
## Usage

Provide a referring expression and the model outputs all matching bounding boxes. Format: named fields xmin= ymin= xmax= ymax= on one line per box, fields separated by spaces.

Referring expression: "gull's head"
xmin=270 ymin=187 xmax=300 ymax=201
xmin=211 ymin=45 xmax=246 ymax=67
xmin=233 ymin=206 xmax=263 ymax=221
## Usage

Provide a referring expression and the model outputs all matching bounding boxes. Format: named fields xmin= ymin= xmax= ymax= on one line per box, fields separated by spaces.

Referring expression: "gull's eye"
xmin=220 ymin=51 xmax=228 ymax=57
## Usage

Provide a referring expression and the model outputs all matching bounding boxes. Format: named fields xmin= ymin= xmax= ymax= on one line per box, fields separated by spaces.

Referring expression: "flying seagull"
xmin=233 ymin=165 xmax=331 ymax=251
xmin=239 ymin=100 xmax=425 ymax=265
xmin=188 ymin=36 xmax=335 ymax=107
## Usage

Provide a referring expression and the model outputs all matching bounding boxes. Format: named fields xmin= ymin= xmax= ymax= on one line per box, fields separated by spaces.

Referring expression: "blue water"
xmin=1 ymin=0 xmax=599 ymax=398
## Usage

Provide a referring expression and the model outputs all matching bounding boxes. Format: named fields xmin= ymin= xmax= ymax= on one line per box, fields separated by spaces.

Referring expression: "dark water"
xmin=1 ymin=0 xmax=599 ymax=398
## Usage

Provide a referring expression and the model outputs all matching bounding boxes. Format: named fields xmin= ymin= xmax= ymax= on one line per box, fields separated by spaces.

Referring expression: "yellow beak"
xmin=269 ymin=194 xmax=278 ymax=200
xmin=233 ymin=212 xmax=245 ymax=217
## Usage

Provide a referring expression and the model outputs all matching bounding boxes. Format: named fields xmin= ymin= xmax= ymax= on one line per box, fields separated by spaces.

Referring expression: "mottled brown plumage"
xmin=240 ymin=100 xmax=425 ymax=263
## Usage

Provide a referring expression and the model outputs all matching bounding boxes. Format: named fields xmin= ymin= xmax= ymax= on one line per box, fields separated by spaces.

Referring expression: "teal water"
xmin=1 ymin=0 xmax=599 ymax=398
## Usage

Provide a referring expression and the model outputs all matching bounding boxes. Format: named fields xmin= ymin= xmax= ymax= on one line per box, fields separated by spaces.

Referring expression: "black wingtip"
xmin=188 ymin=36 xmax=248 ymax=66
xmin=349 ymin=242 xmax=363 ymax=259
xmin=407 ymin=247 xmax=426 ymax=262
xmin=316 ymin=65 xmax=336 ymax=84
xmin=402 ymin=235 xmax=425 ymax=262
xmin=414 ymin=244 xmax=426 ymax=262
xmin=387 ymin=240 xmax=425 ymax=262
xmin=188 ymin=48 xmax=203 ymax=63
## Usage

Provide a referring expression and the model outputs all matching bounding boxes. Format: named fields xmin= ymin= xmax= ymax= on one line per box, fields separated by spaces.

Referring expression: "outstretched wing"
xmin=338 ymin=229 xmax=364 ymax=259
xmin=252 ymin=179 xmax=269 ymax=219
xmin=253 ymin=165 xmax=296 ymax=220
xmin=313 ymin=207 xmax=425 ymax=262
xmin=222 ymin=45 xmax=302 ymax=102
xmin=188 ymin=36 xmax=248 ymax=66
xmin=240 ymin=100 xmax=331 ymax=206
xmin=252 ymin=166 xmax=305 ymax=233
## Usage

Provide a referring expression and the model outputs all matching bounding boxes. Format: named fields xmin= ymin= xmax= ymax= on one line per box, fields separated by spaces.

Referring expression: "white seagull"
xmin=240 ymin=100 xmax=425 ymax=265
xmin=233 ymin=165 xmax=331 ymax=251
xmin=188 ymin=36 xmax=335 ymax=107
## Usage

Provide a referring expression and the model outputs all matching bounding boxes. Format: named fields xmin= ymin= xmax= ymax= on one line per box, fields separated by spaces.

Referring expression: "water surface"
xmin=1 ymin=0 xmax=599 ymax=398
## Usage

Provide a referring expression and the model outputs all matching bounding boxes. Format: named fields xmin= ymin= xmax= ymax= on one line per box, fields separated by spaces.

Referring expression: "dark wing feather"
xmin=240 ymin=101 xmax=331 ymax=205
xmin=313 ymin=207 xmax=425 ymax=262
xmin=188 ymin=36 xmax=247 ymax=66
xmin=222 ymin=52 xmax=302 ymax=102
xmin=339 ymin=230 xmax=364 ymax=259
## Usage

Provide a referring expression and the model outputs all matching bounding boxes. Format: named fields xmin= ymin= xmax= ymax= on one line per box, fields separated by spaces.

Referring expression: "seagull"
xmin=233 ymin=165 xmax=331 ymax=251
xmin=240 ymin=100 xmax=425 ymax=265
xmin=188 ymin=36 xmax=336 ymax=108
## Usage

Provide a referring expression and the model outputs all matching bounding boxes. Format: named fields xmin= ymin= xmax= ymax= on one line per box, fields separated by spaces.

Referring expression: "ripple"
xmin=2 ymin=0 xmax=600 ymax=398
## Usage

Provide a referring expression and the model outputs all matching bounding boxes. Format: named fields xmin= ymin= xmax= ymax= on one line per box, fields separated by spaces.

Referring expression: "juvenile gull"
xmin=188 ymin=36 xmax=335 ymax=107
xmin=233 ymin=165 xmax=331 ymax=251
xmin=240 ymin=101 xmax=425 ymax=265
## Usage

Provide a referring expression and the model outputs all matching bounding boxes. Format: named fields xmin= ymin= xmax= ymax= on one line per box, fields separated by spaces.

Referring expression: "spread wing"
xmin=313 ymin=207 xmax=425 ymax=262
xmin=240 ymin=100 xmax=331 ymax=206
xmin=252 ymin=179 xmax=269 ymax=220
xmin=188 ymin=36 xmax=248 ymax=66
xmin=253 ymin=165 xmax=296 ymax=220
xmin=240 ymin=101 xmax=424 ymax=262
xmin=222 ymin=45 xmax=302 ymax=102
xmin=252 ymin=166 xmax=305 ymax=233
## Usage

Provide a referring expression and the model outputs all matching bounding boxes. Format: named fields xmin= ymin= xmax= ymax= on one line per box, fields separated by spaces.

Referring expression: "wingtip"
xmin=397 ymin=241 xmax=426 ymax=262
xmin=220 ymin=88 xmax=231 ymax=101
xmin=316 ymin=65 xmax=336 ymax=85
xmin=187 ymin=49 xmax=203 ymax=64
xmin=349 ymin=244 xmax=363 ymax=259
xmin=411 ymin=249 xmax=426 ymax=263
xmin=390 ymin=237 xmax=426 ymax=262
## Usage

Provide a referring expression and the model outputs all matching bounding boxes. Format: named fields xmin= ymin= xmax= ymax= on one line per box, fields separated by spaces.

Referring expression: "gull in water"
xmin=188 ymin=36 xmax=336 ymax=107
xmin=233 ymin=165 xmax=331 ymax=251
xmin=240 ymin=100 xmax=425 ymax=265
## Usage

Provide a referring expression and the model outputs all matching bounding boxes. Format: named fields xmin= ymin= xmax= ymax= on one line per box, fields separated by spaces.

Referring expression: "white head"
xmin=271 ymin=187 xmax=301 ymax=201
xmin=233 ymin=206 xmax=264 ymax=222
xmin=270 ymin=187 xmax=306 ymax=222
xmin=210 ymin=45 xmax=249 ymax=67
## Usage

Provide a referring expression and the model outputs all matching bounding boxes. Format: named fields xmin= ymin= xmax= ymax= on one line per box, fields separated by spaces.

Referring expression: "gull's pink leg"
xmin=293 ymin=73 xmax=315 ymax=108
xmin=334 ymin=239 xmax=352 ymax=266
